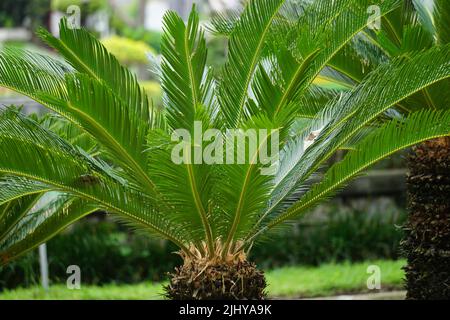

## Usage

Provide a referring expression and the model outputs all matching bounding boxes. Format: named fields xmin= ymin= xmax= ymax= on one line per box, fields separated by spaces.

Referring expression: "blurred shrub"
xmin=0 ymin=0 xmax=50 ymax=29
xmin=108 ymin=12 xmax=163 ymax=53
xmin=371 ymin=151 xmax=407 ymax=169
xmin=206 ymin=37 xmax=227 ymax=77
xmin=0 ymin=203 xmax=405 ymax=290
xmin=52 ymin=0 xmax=106 ymax=12
xmin=102 ymin=35 xmax=155 ymax=66
xmin=0 ymin=219 xmax=181 ymax=290
xmin=0 ymin=0 xmax=29 ymax=27
xmin=141 ymin=80 xmax=162 ymax=105
xmin=251 ymin=204 xmax=406 ymax=269
xmin=120 ymin=27 xmax=163 ymax=53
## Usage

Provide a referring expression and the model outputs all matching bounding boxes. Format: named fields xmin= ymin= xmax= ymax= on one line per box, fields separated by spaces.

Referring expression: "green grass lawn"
xmin=0 ymin=259 xmax=405 ymax=300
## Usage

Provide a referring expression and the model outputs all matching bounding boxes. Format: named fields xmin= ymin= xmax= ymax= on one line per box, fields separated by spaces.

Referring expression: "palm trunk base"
xmin=402 ymin=138 xmax=450 ymax=300
xmin=165 ymin=259 xmax=267 ymax=300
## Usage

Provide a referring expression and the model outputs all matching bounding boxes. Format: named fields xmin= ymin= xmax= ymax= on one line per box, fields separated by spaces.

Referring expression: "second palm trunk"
xmin=403 ymin=137 xmax=450 ymax=299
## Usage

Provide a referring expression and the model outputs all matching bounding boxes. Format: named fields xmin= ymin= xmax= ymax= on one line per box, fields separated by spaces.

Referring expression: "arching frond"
xmin=146 ymin=128 xmax=217 ymax=251
xmin=284 ymin=0 xmax=400 ymax=99
xmin=268 ymin=0 xmax=400 ymax=123
xmin=433 ymin=0 xmax=450 ymax=45
xmin=0 ymin=110 xmax=192 ymax=250
xmin=0 ymin=176 xmax=49 ymax=206
xmin=38 ymin=73 xmax=156 ymax=193
xmin=0 ymin=47 xmax=73 ymax=119
xmin=259 ymin=45 xmax=450 ymax=229
xmin=0 ymin=194 xmax=41 ymax=247
xmin=268 ymin=109 xmax=450 ymax=228
xmin=37 ymin=19 xmax=152 ymax=127
xmin=161 ymin=6 xmax=210 ymax=130
xmin=158 ymin=8 xmax=218 ymax=254
xmin=0 ymin=193 xmax=97 ymax=264
xmin=1 ymin=3 xmax=449 ymax=265
xmin=218 ymin=0 xmax=286 ymax=127
xmin=36 ymin=21 xmax=162 ymax=196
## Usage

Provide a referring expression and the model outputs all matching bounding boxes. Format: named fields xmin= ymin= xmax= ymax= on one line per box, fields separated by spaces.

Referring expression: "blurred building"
xmin=143 ymin=0 xmax=240 ymax=30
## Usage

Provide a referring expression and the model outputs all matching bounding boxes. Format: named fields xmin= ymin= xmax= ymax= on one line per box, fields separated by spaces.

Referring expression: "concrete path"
xmin=305 ymin=291 xmax=406 ymax=300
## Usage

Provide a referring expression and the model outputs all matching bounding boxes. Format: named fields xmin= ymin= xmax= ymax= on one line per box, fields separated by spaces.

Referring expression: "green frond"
xmin=161 ymin=6 xmax=210 ymax=130
xmin=268 ymin=109 xmax=450 ymax=228
xmin=218 ymin=0 xmax=286 ymax=127
xmin=288 ymin=0 xmax=401 ymax=98
xmin=37 ymin=19 xmax=152 ymax=126
xmin=0 ymin=193 xmax=96 ymax=264
xmin=268 ymin=47 xmax=321 ymax=120
xmin=432 ymin=0 xmax=450 ymax=45
xmin=158 ymin=8 xmax=220 ymax=254
xmin=0 ymin=113 xmax=92 ymax=186
xmin=1 ymin=3 xmax=449 ymax=264
xmin=217 ymin=118 xmax=280 ymax=254
xmin=379 ymin=0 xmax=417 ymax=48
xmin=38 ymin=73 xmax=156 ymax=193
xmin=0 ymin=47 xmax=74 ymax=120
xmin=263 ymin=0 xmax=399 ymax=128
xmin=0 ymin=176 xmax=49 ymax=206
xmin=37 ymin=113 xmax=98 ymax=154
xmin=259 ymin=45 xmax=450 ymax=229
xmin=35 ymin=20 xmax=167 ymax=197
xmin=0 ymin=110 xmax=192 ymax=250
xmin=147 ymin=130 xmax=219 ymax=249
xmin=208 ymin=9 xmax=242 ymax=36
xmin=0 ymin=194 xmax=41 ymax=246
xmin=328 ymin=40 xmax=378 ymax=83
xmin=375 ymin=20 xmax=434 ymax=57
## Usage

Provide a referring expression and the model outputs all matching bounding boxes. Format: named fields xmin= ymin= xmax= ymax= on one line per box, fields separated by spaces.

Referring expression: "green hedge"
xmin=251 ymin=205 xmax=405 ymax=268
xmin=0 ymin=202 xmax=405 ymax=290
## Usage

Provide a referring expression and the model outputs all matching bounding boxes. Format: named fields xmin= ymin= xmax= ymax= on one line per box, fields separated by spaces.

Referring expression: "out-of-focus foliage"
xmin=0 ymin=0 xmax=50 ymax=29
xmin=0 ymin=202 xmax=405 ymax=290
xmin=140 ymin=80 xmax=162 ymax=104
xmin=114 ymin=24 xmax=163 ymax=53
xmin=0 ymin=219 xmax=181 ymax=290
xmin=252 ymin=202 xmax=406 ymax=268
xmin=101 ymin=35 xmax=155 ymax=66
xmin=206 ymin=36 xmax=227 ymax=77
xmin=51 ymin=0 xmax=106 ymax=12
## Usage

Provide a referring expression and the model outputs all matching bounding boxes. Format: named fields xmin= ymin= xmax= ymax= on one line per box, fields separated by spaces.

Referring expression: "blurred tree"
xmin=0 ymin=0 xmax=51 ymax=31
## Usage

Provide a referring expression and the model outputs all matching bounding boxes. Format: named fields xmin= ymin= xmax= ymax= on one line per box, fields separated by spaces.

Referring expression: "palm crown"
xmin=0 ymin=0 xmax=449 ymax=267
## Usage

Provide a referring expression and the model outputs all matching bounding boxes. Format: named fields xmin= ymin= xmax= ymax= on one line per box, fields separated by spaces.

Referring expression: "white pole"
xmin=38 ymin=243 xmax=49 ymax=290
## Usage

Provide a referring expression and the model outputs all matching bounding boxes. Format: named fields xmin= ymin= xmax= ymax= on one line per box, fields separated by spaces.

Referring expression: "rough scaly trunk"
xmin=402 ymin=137 xmax=450 ymax=299
xmin=165 ymin=242 xmax=267 ymax=300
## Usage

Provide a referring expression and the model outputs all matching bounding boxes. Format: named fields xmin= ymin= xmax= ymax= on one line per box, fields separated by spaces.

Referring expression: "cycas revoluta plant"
xmin=316 ymin=0 xmax=450 ymax=299
xmin=0 ymin=0 xmax=449 ymax=299
xmin=397 ymin=0 xmax=449 ymax=300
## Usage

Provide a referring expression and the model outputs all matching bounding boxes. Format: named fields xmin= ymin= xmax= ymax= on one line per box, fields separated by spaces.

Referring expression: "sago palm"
xmin=0 ymin=0 xmax=449 ymax=299
xmin=311 ymin=0 xmax=450 ymax=299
